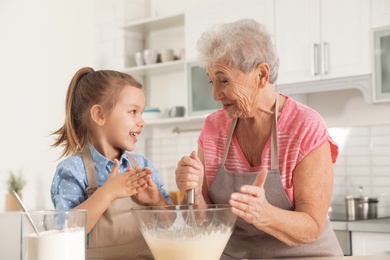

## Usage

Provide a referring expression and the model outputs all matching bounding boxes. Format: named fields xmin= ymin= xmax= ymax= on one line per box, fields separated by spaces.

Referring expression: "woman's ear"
xmin=256 ymin=63 xmax=270 ymax=88
xmin=90 ymin=104 xmax=105 ymax=126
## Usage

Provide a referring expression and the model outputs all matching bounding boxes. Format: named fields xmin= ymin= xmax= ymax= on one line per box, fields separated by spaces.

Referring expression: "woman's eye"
xmin=220 ymin=80 xmax=228 ymax=85
xmin=130 ymin=110 xmax=136 ymax=114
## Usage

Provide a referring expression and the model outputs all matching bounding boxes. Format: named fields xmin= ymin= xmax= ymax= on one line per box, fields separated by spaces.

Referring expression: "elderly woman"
xmin=175 ymin=19 xmax=343 ymax=259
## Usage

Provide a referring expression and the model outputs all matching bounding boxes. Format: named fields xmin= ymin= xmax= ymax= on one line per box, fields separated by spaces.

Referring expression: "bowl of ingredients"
xmin=131 ymin=204 xmax=237 ymax=260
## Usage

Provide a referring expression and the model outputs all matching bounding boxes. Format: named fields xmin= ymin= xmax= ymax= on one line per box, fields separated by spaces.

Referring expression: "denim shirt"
xmin=51 ymin=145 xmax=172 ymax=209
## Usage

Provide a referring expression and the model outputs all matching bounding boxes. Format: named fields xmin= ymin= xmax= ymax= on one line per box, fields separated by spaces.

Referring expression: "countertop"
xmin=331 ymin=217 xmax=390 ymax=233
xmin=262 ymin=256 xmax=390 ymax=260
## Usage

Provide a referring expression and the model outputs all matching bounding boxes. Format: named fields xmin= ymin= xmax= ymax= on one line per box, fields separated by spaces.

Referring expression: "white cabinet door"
xmin=275 ymin=0 xmax=370 ymax=85
xmin=352 ymin=231 xmax=390 ymax=256
xmin=275 ymin=0 xmax=321 ymax=84
xmin=320 ymin=0 xmax=370 ymax=80
xmin=185 ymin=0 xmax=274 ymax=60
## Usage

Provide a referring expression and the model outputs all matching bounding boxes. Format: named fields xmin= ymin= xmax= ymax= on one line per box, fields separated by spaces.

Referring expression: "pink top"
xmin=198 ymin=95 xmax=338 ymax=204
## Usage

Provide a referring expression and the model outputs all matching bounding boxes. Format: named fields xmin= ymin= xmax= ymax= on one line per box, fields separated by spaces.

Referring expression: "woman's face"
xmin=207 ymin=61 xmax=261 ymax=118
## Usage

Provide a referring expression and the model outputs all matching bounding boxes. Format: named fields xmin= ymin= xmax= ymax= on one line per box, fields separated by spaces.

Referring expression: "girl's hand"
xmin=229 ymin=168 xmax=271 ymax=228
xmin=175 ymin=151 xmax=204 ymax=203
xmin=102 ymin=159 xmax=150 ymax=200
xmin=134 ymin=167 xmax=166 ymax=205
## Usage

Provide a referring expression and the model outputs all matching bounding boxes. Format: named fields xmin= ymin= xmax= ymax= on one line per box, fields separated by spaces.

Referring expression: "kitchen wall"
xmin=113 ymin=0 xmax=390 ymax=216
xmin=330 ymin=123 xmax=390 ymax=216
xmin=0 ymin=0 xmax=94 ymax=210
xmin=0 ymin=0 xmax=389 ymax=214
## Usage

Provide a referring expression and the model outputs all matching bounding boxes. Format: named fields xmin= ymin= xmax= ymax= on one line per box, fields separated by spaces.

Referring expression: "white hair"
xmin=196 ymin=19 xmax=279 ymax=84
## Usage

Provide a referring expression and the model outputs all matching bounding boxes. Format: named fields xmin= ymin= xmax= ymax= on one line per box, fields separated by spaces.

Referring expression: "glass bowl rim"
xmin=20 ymin=209 xmax=87 ymax=216
xmin=130 ymin=204 xmax=232 ymax=213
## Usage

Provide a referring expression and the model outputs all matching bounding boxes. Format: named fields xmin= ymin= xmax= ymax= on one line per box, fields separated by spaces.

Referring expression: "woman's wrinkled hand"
xmin=229 ymin=168 xmax=271 ymax=229
xmin=103 ymin=159 xmax=151 ymax=200
xmin=175 ymin=151 xmax=204 ymax=202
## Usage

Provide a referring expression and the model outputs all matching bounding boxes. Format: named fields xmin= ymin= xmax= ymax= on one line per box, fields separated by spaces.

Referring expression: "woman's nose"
xmin=213 ymin=86 xmax=224 ymax=101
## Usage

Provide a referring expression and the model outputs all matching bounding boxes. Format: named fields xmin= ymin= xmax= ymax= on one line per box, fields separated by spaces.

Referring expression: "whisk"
xmin=179 ymin=188 xmax=198 ymax=237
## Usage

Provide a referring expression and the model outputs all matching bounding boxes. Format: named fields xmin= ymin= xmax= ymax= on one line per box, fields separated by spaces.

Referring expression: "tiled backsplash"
xmin=146 ymin=124 xmax=390 ymax=215
xmin=146 ymin=132 xmax=199 ymax=191
xmin=329 ymin=124 xmax=390 ymax=216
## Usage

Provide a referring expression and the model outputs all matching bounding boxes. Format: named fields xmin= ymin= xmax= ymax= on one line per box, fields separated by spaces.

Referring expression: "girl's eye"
xmin=130 ymin=110 xmax=136 ymax=114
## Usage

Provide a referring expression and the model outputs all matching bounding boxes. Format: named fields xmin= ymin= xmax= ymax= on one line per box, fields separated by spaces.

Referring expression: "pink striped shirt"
xmin=198 ymin=95 xmax=338 ymax=204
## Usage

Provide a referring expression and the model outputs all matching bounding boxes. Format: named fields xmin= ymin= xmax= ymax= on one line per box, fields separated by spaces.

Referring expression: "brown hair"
xmin=52 ymin=67 xmax=143 ymax=158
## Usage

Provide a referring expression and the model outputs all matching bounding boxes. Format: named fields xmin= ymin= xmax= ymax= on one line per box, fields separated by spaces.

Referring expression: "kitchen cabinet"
xmin=274 ymin=0 xmax=371 ymax=85
xmin=122 ymin=13 xmax=190 ymax=125
xmin=334 ymin=230 xmax=352 ymax=256
xmin=185 ymin=0 xmax=274 ymax=60
xmin=372 ymin=26 xmax=390 ymax=102
xmin=122 ymin=13 xmax=185 ymax=76
xmin=122 ymin=0 xmax=275 ymax=126
xmin=0 ymin=212 xmax=21 ymax=260
xmin=351 ymin=231 xmax=390 ymax=256
xmin=371 ymin=0 xmax=390 ymax=103
xmin=371 ymin=0 xmax=390 ymax=28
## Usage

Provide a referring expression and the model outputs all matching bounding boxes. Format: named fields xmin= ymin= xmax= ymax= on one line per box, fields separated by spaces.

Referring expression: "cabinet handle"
xmin=312 ymin=43 xmax=320 ymax=76
xmin=323 ymin=42 xmax=329 ymax=75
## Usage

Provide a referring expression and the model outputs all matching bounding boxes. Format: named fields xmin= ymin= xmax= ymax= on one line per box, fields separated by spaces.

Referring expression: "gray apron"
xmin=209 ymin=96 xmax=343 ymax=259
xmin=82 ymin=147 xmax=153 ymax=260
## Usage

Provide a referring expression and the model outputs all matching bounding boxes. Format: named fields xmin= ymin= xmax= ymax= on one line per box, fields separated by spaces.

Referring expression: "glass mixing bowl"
xmin=131 ymin=204 xmax=237 ymax=260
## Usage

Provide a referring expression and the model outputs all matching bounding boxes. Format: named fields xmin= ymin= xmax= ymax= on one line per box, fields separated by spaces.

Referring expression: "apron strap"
xmin=271 ymin=94 xmax=279 ymax=171
xmin=126 ymin=152 xmax=140 ymax=168
xmin=82 ymin=146 xmax=99 ymax=198
xmin=221 ymin=118 xmax=238 ymax=165
xmin=221 ymin=94 xmax=280 ymax=170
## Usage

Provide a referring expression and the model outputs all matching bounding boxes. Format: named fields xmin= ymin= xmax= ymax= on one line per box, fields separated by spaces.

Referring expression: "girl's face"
xmin=103 ymin=85 xmax=145 ymax=153
xmin=207 ymin=61 xmax=261 ymax=118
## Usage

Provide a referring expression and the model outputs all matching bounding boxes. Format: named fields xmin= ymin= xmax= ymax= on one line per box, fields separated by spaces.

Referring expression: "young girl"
xmin=50 ymin=67 xmax=171 ymax=259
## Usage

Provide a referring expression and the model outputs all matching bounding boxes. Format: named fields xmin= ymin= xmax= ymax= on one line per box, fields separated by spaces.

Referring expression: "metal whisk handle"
xmin=187 ymin=189 xmax=195 ymax=205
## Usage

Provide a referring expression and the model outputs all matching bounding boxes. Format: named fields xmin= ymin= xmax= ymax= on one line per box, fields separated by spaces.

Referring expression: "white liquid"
xmin=23 ymin=227 xmax=85 ymax=260
xmin=144 ymin=230 xmax=232 ymax=260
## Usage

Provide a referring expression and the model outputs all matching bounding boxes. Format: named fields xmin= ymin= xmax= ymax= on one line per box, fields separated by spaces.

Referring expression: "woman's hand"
xmin=229 ymin=142 xmax=334 ymax=246
xmin=102 ymin=159 xmax=150 ymax=200
xmin=175 ymin=151 xmax=204 ymax=204
xmin=229 ymin=168 xmax=271 ymax=228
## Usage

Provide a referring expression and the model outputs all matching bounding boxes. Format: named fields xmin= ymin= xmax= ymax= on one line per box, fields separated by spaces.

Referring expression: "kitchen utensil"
xmin=345 ymin=186 xmax=379 ymax=220
xmin=187 ymin=189 xmax=195 ymax=205
xmin=186 ymin=188 xmax=198 ymax=236
xmin=131 ymin=204 xmax=237 ymax=260
xmin=21 ymin=209 xmax=87 ymax=260
xmin=135 ymin=51 xmax=145 ymax=66
xmin=11 ymin=190 xmax=40 ymax=237
xmin=143 ymin=49 xmax=158 ymax=65
xmin=161 ymin=48 xmax=174 ymax=62
xmin=168 ymin=106 xmax=185 ymax=117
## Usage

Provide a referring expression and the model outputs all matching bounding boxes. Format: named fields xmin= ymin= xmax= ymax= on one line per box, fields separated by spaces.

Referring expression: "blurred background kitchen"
xmin=1 ymin=0 xmax=390 ymax=257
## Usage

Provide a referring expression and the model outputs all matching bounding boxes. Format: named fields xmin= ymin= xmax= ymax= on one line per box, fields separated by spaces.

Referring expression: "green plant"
xmin=6 ymin=170 xmax=26 ymax=193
